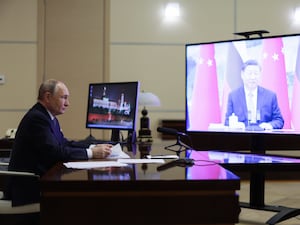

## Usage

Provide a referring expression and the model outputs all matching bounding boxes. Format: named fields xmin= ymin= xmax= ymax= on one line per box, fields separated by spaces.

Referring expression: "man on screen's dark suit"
xmin=4 ymin=79 xmax=113 ymax=208
xmin=225 ymin=86 xmax=284 ymax=129
xmin=224 ymin=59 xmax=284 ymax=130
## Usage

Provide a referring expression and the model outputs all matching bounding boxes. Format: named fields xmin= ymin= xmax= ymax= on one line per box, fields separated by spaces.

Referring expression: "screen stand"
xmin=111 ymin=130 xmax=136 ymax=144
xmin=240 ymin=134 xmax=300 ymax=225
xmin=111 ymin=129 xmax=120 ymax=143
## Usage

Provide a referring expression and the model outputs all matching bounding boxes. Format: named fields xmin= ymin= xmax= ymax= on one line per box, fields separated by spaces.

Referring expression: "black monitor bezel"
xmin=185 ymin=33 xmax=300 ymax=151
xmin=85 ymin=81 xmax=140 ymax=133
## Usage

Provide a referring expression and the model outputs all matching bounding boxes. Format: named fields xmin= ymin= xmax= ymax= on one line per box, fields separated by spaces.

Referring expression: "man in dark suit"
xmin=4 ymin=79 xmax=113 ymax=207
xmin=224 ymin=60 xmax=284 ymax=130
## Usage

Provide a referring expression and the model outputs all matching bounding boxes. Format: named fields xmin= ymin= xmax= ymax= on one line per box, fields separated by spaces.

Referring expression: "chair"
xmin=0 ymin=162 xmax=40 ymax=225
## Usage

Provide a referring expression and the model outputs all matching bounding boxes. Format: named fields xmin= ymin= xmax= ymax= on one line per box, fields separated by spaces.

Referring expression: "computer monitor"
xmin=185 ymin=33 xmax=300 ymax=151
xmin=85 ymin=81 xmax=140 ymax=143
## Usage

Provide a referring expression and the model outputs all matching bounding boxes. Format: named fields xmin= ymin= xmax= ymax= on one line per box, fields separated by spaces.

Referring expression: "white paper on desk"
xmin=117 ymin=158 xmax=165 ymax=164
xmin=63 ymin=161 xmax=128 ymax=169
xmin=108 ymin=143 xmax=130 ymax=159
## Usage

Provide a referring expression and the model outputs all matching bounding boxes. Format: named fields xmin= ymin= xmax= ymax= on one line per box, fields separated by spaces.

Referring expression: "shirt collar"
xmin=46 ymin=110 xmax=55 ymax=121
xmin=244 ymin=87 xmax=258 ymax=96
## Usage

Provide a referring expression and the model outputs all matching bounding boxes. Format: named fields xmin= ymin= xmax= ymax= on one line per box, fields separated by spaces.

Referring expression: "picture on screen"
xmin=86 ymin=82 xmax=139 ymax=131
xmin=186 ymin=33 xmax=300 ymax=133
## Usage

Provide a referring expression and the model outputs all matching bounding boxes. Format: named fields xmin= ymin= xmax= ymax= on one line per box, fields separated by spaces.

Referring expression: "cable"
xmin=192 ymin=159 xmax=219 ymax=167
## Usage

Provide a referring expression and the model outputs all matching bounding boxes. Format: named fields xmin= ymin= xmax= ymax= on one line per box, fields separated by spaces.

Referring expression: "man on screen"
xmin=224 ymin=59 xmax=284 ymax=130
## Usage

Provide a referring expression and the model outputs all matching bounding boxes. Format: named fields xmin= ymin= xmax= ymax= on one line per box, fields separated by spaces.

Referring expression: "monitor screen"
xmin=186 ymin=33 xmax=300 ymax=134
xmin=86 ymin=81 xmax=140 ymax=142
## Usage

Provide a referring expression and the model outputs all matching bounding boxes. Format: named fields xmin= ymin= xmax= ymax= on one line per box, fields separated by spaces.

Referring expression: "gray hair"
xmin=37 ymin=79 xmax=59 ymax=100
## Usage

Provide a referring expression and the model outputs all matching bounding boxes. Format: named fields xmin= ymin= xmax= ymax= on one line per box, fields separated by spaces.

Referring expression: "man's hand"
xmin=259 ymin=122 xmax=273 ymax=130
xmin=91 ymin=144 xmax=113 ymax=158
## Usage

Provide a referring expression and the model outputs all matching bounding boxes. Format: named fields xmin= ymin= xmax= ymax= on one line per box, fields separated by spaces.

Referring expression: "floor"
xmin=237 ymin=150 xmax=300 ymax=225
xmin=237 ymin=180 xmax=300 ymax=225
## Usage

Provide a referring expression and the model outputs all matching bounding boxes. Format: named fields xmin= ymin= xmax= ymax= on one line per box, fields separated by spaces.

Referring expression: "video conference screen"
xmin=186 ymin=33 xmax=300 ymax=133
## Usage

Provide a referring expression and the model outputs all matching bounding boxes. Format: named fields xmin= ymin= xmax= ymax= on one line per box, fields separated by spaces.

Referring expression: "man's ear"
xmin=44 ymin=91 xmax=52 ymax=102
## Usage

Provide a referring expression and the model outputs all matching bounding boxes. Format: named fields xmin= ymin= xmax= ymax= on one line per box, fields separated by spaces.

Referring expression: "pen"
xmin=146 ymin=155 xmax=179 ymax=159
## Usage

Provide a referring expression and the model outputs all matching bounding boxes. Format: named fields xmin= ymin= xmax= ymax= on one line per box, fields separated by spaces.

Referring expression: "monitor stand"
xmin=111 ymin=129 xmax=136 ymax=144
xmin=111 ymin=129 xmax=121 ymax=143
xmin=240 ymin=134 xmax=300 ymax=225
xmin=84 ymin=129 xmax=136 ymax=144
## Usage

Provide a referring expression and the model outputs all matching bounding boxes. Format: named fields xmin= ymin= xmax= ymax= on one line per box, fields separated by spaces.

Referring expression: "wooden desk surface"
xmin=40 ymin=141 xmax=240 ymax=225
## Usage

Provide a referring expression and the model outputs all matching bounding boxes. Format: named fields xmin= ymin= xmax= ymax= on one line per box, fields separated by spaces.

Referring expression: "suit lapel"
xmin=239 ymin=88 xmax=248 ymax=117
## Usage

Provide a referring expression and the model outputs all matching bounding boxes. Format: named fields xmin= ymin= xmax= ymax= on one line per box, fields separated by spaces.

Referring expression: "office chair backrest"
xmin=0 ymin=162 xmax=40 ymax=225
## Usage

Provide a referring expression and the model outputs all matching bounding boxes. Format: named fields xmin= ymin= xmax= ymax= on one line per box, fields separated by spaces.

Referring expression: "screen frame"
xmin=185 ymin=33 xmax=300 ymax=151
xmin=85 ymin=81 xmax=140 ymax=142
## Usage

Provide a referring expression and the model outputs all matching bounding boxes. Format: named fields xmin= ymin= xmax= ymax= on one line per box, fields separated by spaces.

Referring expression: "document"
xmin=64 ymin=161 xmax=128 ymax=169
xmin=108 ymin=143 xmax=130 ymax=159
xmin=117 ymin=158 xmax=165 ymax=164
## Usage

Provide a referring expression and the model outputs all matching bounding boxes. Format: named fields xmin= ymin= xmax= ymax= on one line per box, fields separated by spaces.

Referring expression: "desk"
xmin=40 ymin=143 xmax=240 ymax=225
xmin=188 ymin=150 xmax=300 ymax=225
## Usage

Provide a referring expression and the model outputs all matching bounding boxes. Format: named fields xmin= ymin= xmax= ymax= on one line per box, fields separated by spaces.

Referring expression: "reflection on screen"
xmin=189 ymin=150 xmax=300 ymax=164
xmin=185 ymin=151 xmax=238 ymax=180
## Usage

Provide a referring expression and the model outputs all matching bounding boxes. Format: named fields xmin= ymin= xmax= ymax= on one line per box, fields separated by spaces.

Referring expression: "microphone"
xmin=157 ymin=127 xmax=193 ymax=154
xmin=157 ymin=127 xmax=187 ymax=137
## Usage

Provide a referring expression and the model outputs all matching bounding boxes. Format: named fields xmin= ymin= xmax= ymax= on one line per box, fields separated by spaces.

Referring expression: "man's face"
xmin=241 ymin=65 xmax=261 ymax=90
xmin=48 ymin=83 xmax=70 ymax=116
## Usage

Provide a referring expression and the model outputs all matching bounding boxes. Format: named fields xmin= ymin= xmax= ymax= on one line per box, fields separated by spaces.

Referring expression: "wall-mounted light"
xmin=294 ymin=7 xmax=300 ymax=24
xmin=164 ymin=2 xmax=180 ymax=22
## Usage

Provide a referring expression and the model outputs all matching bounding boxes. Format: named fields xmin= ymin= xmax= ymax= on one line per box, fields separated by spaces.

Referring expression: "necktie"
xmin=52 ymin=118 xmax=63 ymax=144
xmin=248 ymin=92 xmax=256 ymax=123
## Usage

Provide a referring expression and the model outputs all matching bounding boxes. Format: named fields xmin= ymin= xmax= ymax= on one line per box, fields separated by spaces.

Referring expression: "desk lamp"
xmin=138 ymin=91 xmax=161 ymax=142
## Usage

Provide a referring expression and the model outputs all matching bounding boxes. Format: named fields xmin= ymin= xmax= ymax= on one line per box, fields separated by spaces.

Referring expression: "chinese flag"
xmin=189 ymin=44 xmax=221 ymax=130
xmin=291 ymin=38 xmax=300 ymax=130
xmin=260 ymin=38 xmax=291 ymax=129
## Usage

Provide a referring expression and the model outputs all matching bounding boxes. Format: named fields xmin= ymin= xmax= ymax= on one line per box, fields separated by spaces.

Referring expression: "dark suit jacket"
xmin=4 ymin=103 xmax=90 ymax=206
xmin=224 ymin=86 xmax=284 ymax=129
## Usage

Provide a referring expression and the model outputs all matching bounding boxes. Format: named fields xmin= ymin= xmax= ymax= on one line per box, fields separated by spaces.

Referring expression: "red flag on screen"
xmin=260 ymin=37 xmax=291 ymax=129
xmin=189 ymin=44 xmax=221 ymax=130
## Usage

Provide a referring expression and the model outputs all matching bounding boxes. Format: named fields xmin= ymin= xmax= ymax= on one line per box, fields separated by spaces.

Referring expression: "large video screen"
xmin=186 ymin=33 xmax=300 ymax=133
